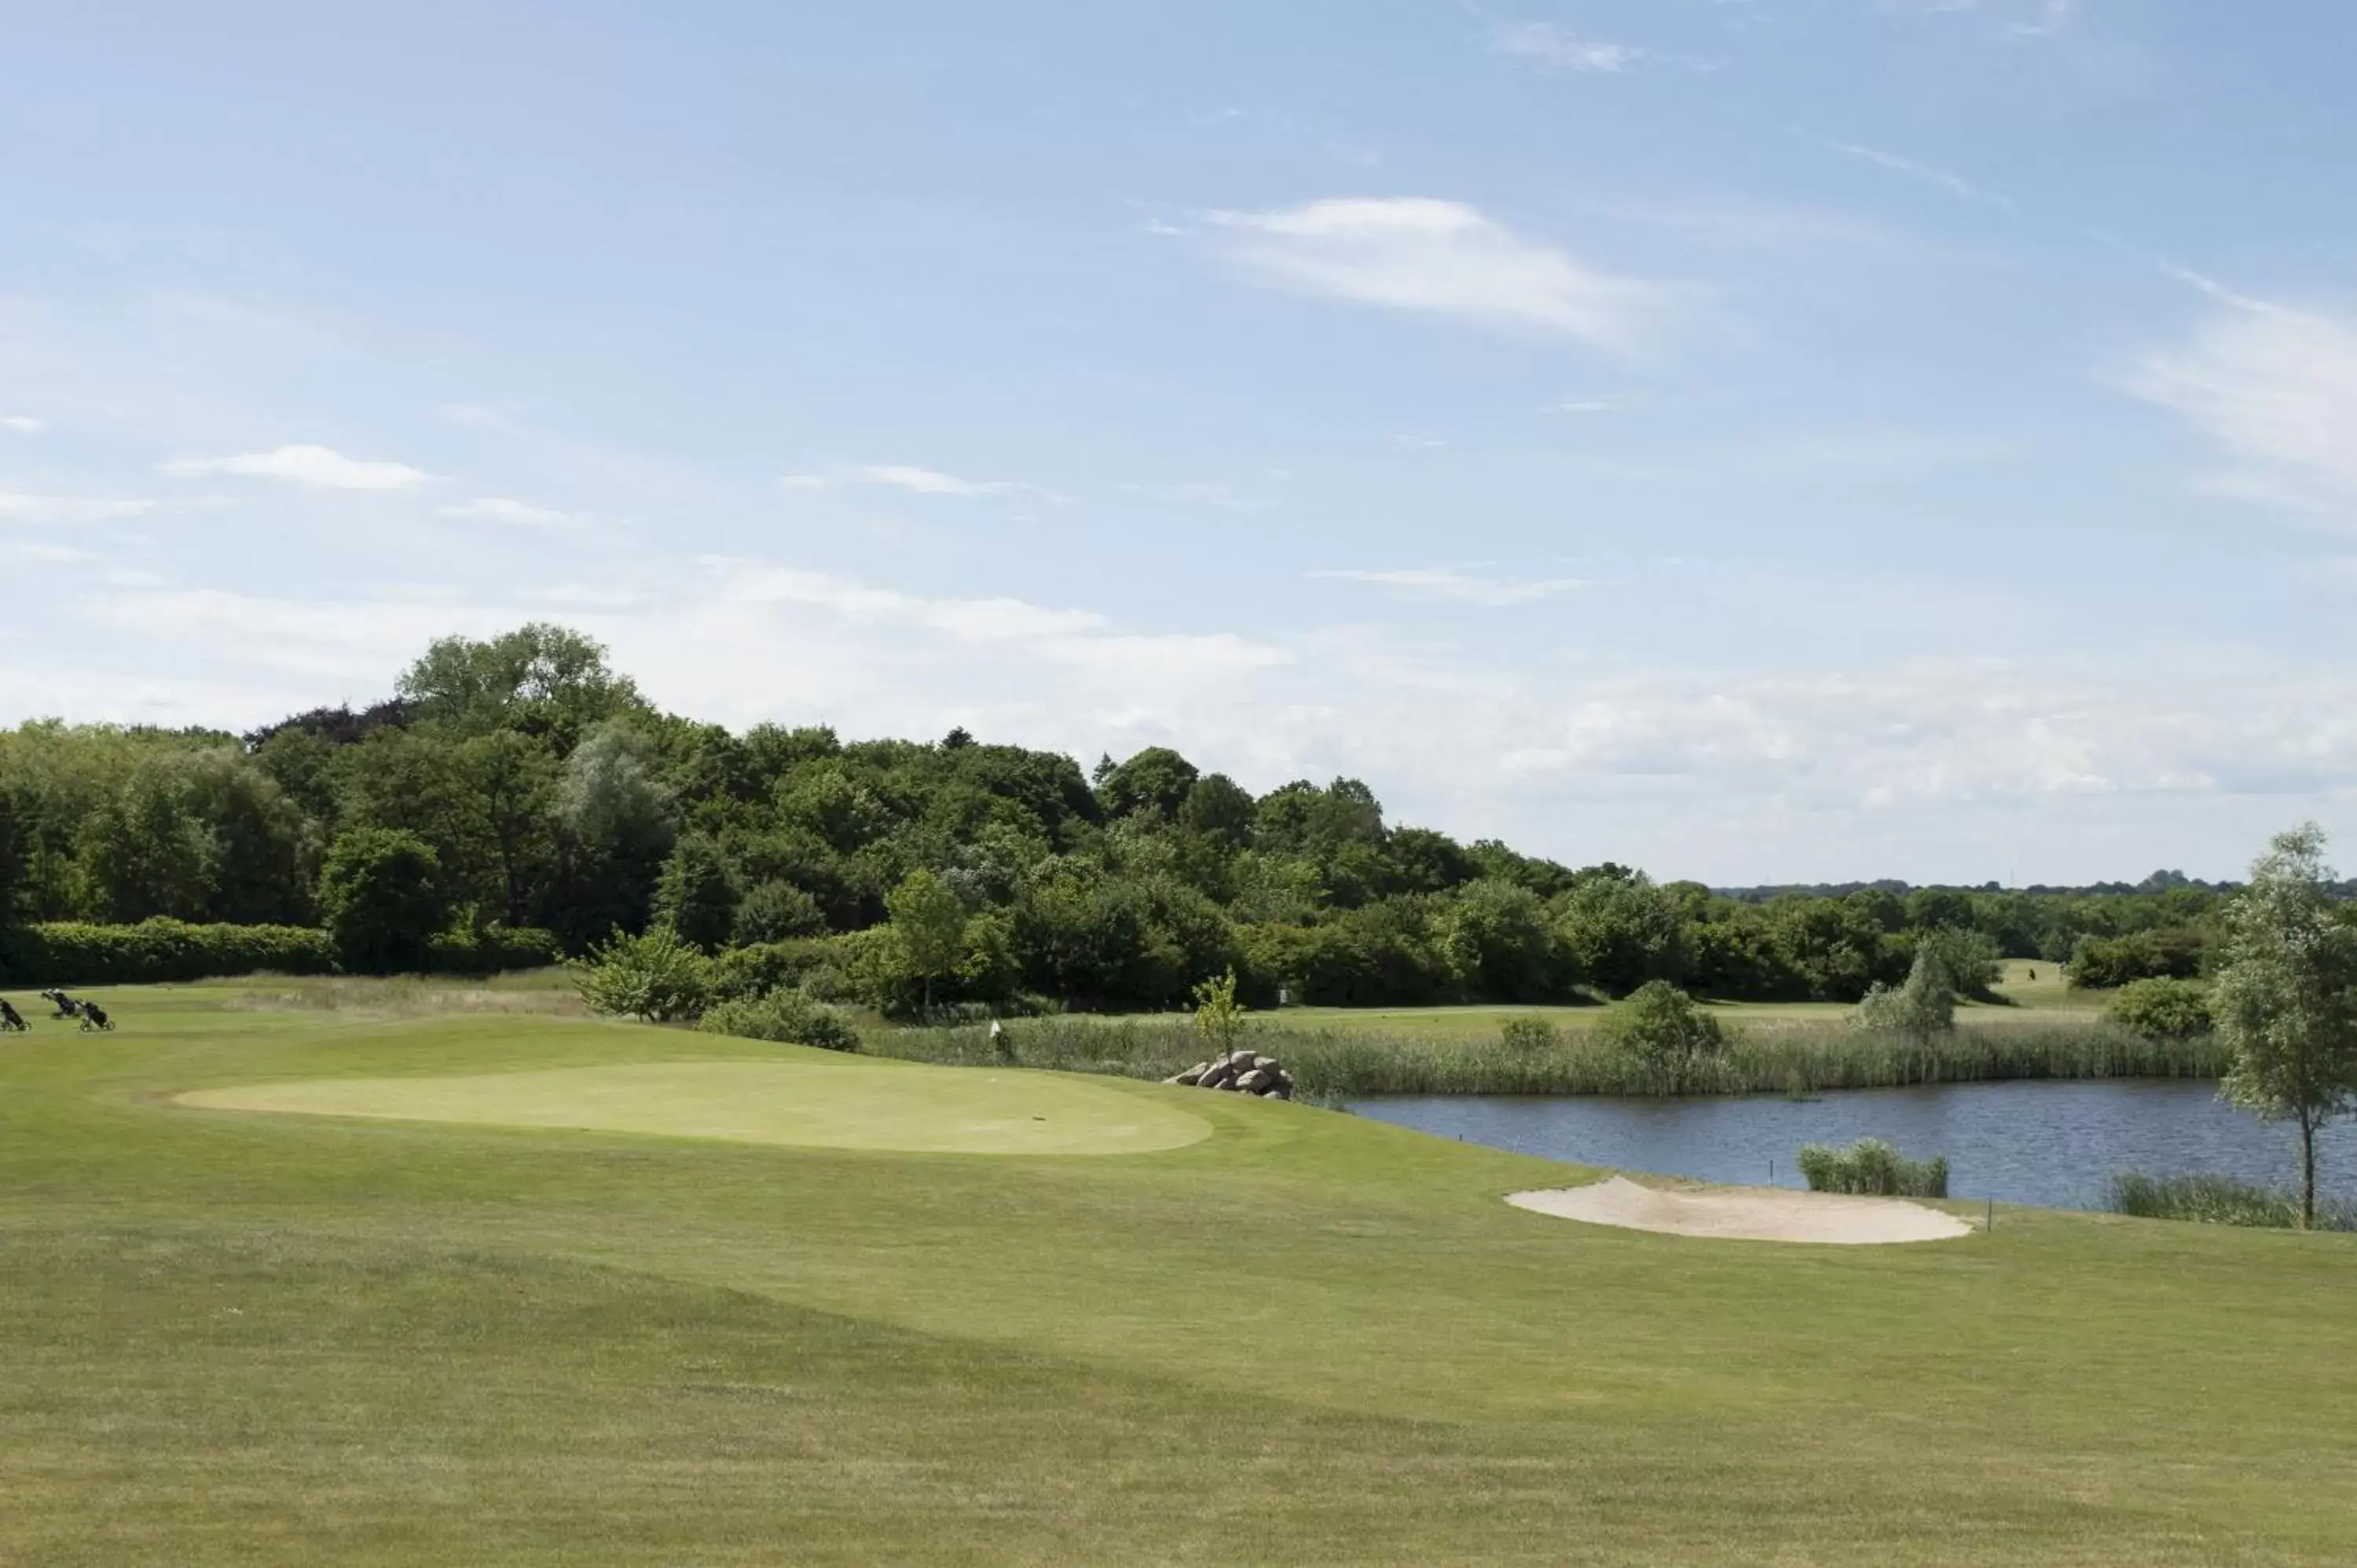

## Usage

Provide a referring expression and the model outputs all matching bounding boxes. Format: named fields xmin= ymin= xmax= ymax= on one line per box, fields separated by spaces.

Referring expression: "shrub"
xmin=2106 ymin=977 xmax=2213 ymax=1042
xmin=1500 ymin=1016 xmax=1560 ymax=1052
xmin=1597 ymin=981 xmax=1726 ymax=1087
xmin=1797 ymin=1138 xmax=1949 ymax=1198
xmin=710 ymin=939 xmax=834 ymax=1002
xmin=1915 ymin=927 xmax=2002 ymax=999
xmin=0 ymin=918 xmax=335 ymax=984
xmin=317 ymin=828 xmax=451 ymax=974
xmin=425 ymin=924 xmax=562 ymax=975
xmin=2111 ymin=1172 xmax=2355 ymax=1232
xmin=698 ymin=989 xmax=861 ymax=1053
xmin=732 ymin=879 xmax=827 ymax=943
xmin=2068 ymin=927 xmax=2208 ymax=989
xmin=571 ymin=925 xmax=712 ymax=1022
xmin=1850 ymin=946 xmax=1956 ymax=1041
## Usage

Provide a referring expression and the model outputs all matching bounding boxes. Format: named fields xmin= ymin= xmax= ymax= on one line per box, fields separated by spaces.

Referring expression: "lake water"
xmin=1349 ymin=1079 xmax=2357 ymax=1211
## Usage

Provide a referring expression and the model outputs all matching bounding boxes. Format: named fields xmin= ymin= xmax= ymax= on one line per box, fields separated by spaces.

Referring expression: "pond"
xmin=1349 ymin=1079 xmax=2357 ymax=1212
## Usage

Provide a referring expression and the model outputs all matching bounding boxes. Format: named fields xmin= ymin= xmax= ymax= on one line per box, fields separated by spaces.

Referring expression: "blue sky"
xmin=4 ymin=0 xmax=2354 ymax=884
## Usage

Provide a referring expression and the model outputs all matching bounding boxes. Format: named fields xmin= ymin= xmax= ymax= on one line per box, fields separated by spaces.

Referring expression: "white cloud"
xmin=0 ymin=539 xmax=100 ymax=566
xmin=1 ymin=414 xmax=44 ymax=434
xmin=843 ymin=463 xmax=1021 ymax=497
xmin=1490 ymin=21 xmax=1644 ymax=73
xmin=1311 ymin=568 xmax=1586 ymax=606
xmin=779 ymin=464 xmax=1050 ymax=500
xmin=1206 ymin=197 xmax=1674 ymax=349
xmin=435 ymin=496 xmax=584 ymax=529
xmin=2007 ymin=0 xmax=2077 ymax=38
xmin=2124 ymin=284 xmax=2357 ymax=520
xmin=1808 ymin=134 xmax=2007 ymax=207
xmin=159 ymin=443 xmax=434 ymax=491
xmin=0 ymin=492 xmax=157 ymax=525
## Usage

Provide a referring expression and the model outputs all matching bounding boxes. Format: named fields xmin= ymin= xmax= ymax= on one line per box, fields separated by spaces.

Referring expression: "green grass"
xmin=4 ymin=977 xmax=2356 ymax=1563
xmin=184 ymin=1057 xmax=1214 ymax=1155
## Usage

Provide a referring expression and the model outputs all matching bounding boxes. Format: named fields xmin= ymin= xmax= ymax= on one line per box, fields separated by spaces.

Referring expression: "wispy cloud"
xmin=0 ymin=492 xmax=158 ymax=526
xmin=2123 ymin=278 xmax=2357 ymax=522
xmin=1206 ymin=197 xmax=1675 ymax=350
xmin=435 ymin=496 xmax=585 ymax=529
xmin=1490 ymin=20 xmax=1645 ymax=73
xmin=1311 ymin=568 xmax=1586 ymax=606
xmin=780 ymin=464 xmax=1050 ymax=500
xmin=2006 ymin=0 xmax=2077 ymax=38
xmin=1545 ymin=393 xmax=1640 ymax=414
xmin=160 ymin=443 xmax=434 ymax=491
xmin=1 ymin=414 xmax=44 ymax=434
xmin=1807 ymin=134 xmax=2008 ymax=207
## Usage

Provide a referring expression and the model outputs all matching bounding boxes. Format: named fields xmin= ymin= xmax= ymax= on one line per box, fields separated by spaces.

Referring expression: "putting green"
xmin=178 ymin=1057 xmax=1214 ymax=1156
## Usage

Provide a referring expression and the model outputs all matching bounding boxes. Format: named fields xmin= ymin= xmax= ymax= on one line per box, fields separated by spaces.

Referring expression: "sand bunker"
xmin=178 ymin=1058 xmax=1212 ymax=1156
xmin=1508 ymin=1176 xmax=1971 ymax=1245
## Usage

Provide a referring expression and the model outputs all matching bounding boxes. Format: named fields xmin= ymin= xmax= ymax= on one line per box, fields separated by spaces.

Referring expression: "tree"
xmin=653 ymin=833 xmax=738 ymax=951
xmin=462 ymin=730 xmax=559 ymax=927
xmin=734 ymin=878 xmax=827 ymax=943
xmin=887 ymin=868 xmax=968 ymax=1014
xmin=2212 ymin=824 xmax=2357 ymax=1229
xmin=1192 ymin=966 xmax=1248 ymax=1054
xmin=1598 ymin=980 xmax=1727 ymax=1088
xmin=398 ymin=622 xmax=643 ymax=742
xmin=1096 ymin=746 xmax=1200 ymax=822
xmin=317 ymin=827 xmax=450 ymax=973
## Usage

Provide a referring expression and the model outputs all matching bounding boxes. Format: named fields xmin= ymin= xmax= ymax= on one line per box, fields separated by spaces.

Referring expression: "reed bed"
xmin=867 ymin=1014 xmax=2227 ymax=1100
xmin=2110 ymin=1172 xmax=2357 ymax=1233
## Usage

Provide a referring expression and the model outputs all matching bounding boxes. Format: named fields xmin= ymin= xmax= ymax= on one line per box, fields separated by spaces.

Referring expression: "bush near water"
xmin=1798 ymin=1138 xmax=1951 ymax=1199
xmin=2111 ymin=1172 xmax=2356 ymax=1233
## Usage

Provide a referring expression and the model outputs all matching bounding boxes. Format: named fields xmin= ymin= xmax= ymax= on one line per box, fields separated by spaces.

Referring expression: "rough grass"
xmin=878 ymin=1013 xmax=2227 ymax=1098
xmin=2111 ymin=1172 xmax=2357 ymax=1233
xmin=5 ymin=980 xmax=2357 ymax=1563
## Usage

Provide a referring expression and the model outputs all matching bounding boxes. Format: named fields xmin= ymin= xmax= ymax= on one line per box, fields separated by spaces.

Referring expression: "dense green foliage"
xmin=0 ymin=918 xmax=334 ymax=984
xmin=0 ymin=622 xmax=2263 ymax=1002
xmin=2110 ymin=1172 xmax=2357 ymax=1233
xmin=1797 ymin=1138 xmax=1950 ymax=1198
xmin=697 ymin=989 xmax=862 ymax=1052
xmin=2106 ymin=977 xmax=2214 ymax=1042
xmin=1595 ymin=980 xmax=1727 ymax=1087
xmin=1850 ymin=945 xmax=1959 ymax=1041
xmin=317 ymin=827 xmax=451 ymax=973
xmin=572 ymin=925 xmax=713 ymax=1022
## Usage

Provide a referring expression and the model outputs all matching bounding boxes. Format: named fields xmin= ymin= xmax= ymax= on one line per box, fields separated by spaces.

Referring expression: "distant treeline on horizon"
xmin=0 ymin=623 xmax=2244 ymax=1010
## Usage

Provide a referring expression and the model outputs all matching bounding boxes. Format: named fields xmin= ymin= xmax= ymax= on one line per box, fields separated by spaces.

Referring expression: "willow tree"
xmin=2213 ymin=825 xmax=2357 ymax=1229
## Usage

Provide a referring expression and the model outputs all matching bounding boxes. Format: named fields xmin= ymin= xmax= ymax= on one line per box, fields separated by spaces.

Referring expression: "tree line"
xmin=0 ymin=622 xmax=2237 ymax=1004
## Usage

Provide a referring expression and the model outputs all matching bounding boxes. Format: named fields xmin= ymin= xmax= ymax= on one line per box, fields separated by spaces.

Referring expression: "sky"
xmin=4 ymin=0 xmax=2355 ymax=885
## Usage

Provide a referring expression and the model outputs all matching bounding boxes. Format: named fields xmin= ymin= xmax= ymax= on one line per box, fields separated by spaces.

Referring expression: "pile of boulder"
xmin=1167 ymin=1050 xmax=1295 ymax=1100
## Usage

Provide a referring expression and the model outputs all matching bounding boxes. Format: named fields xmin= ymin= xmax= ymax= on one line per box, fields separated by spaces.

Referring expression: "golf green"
xmin=179 ymin=1057 xmax=1215 ymax=1155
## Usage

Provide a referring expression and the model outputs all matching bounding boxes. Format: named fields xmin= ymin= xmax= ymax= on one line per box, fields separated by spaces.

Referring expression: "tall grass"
xmin=866 ymin=1014 xmax=2227 ymax=1100
xmin=1798 ymin=1138 xmax=1949 ymax=1198
xmin=214 ymin=972 xmax=589 ymax=1020
xmin=2110 ymin=1173 xmax=2357 ymax=1233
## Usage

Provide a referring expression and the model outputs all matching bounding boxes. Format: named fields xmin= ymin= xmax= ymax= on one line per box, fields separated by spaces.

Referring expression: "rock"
xmin=1235 ymin=1068 xmax=1270 ymax=1093
xmin=1198 ymin=1063 xmax=1233 ymax=1090
xmin=1268 ymin=1083 xmax=1292 ymax=1101
xmin=1252 ymin=1055 xmax=1278 ymax=1072
xmin=1171 ymin=1068 xmax=1205 ymax=1086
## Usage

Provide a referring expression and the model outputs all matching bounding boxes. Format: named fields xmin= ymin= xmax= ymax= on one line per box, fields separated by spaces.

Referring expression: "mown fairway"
xmin=4 ymin=982 xmax=2355 ymax=1565
xmin=1108 ymin=961 xmax=2099 ymax=1039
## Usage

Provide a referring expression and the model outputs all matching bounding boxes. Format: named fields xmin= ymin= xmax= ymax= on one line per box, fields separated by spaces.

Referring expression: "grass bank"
xmin=3 ymin=980 xmax=2355 ymax=1563
xmin=874 ymin=1013 xmax=2227 ymax=1098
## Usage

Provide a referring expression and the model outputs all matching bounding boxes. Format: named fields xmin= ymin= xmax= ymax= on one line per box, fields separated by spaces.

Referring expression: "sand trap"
xmin=178 ymin=1058 xmax=1212 ymax=1156
xmin=1508 ymin=1176 xmax=1971 ymax=1245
